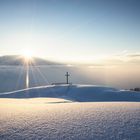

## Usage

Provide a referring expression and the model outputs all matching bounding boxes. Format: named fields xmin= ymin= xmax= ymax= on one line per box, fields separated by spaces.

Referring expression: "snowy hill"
xmin=0 ymin=85 xmax=140 ymax=140
xmin=0 ymin=84 xmax=140 ymax=102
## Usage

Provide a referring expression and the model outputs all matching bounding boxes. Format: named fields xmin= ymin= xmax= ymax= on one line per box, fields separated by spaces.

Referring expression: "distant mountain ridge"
xmin=0 ymin=55 xmax=58 ymax=65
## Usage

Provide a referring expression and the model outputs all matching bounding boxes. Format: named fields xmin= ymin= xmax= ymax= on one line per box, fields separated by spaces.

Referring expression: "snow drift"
xmin=0 ymin=84 xmax=140 ymax=102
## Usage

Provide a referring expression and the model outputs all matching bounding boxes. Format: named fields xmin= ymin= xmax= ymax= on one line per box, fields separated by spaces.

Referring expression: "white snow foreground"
xmin=0 ymin=84 xmax=140 ymax=102
xmin=0 ymin=85 xmax=140 ymax=140
xmin=0 ymin=100 xmax=140 ymax=140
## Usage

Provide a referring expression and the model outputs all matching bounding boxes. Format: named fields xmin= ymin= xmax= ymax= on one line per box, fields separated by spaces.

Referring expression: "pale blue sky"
xmin=0 ymin=0 xmax=140 ymax=63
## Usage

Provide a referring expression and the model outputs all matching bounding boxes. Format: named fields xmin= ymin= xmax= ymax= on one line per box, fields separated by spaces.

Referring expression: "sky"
xmin=0 ymin=0 xmax=140 ymax=64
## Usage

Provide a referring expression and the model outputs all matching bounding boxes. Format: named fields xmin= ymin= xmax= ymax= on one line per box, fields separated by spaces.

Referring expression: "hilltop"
xmin=0 ymin=84 xmax=140 ymax=102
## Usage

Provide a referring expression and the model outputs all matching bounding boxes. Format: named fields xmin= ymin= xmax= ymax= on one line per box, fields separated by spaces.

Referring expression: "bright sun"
xmin=22 ymin=49 xmax=34 ymax=60
xmin=20 ymin=49 xmax=35 ymax=64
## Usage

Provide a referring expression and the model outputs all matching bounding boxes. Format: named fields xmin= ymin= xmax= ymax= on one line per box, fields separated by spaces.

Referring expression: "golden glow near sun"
xmin=20 ymin=49 xmax=35 ymax=66
xmin=22 ymin=49 xmax=34 ymax=60
xmin=20 ymin=49 xmax=34 ymax=88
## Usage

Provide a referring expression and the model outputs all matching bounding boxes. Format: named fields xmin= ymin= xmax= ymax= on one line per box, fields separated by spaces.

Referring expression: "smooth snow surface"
xmin=0 ymin=84 xmax=140 ymax=102
xmin=0 ymin=99 xmax=140 ymax=140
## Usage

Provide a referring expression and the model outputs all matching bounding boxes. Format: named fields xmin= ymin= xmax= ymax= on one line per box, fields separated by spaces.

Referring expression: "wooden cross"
xmin=65 ymin=72 xmax=70 ymax=84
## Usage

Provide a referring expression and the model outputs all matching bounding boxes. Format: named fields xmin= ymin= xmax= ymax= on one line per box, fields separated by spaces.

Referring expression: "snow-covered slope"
xmin=0 ymin=85 xmax=140 ymax=139
xmin=0 ymin=99 xmax=140 ymax=140
xmin=0 ymin=84 xmax=140 ymax=102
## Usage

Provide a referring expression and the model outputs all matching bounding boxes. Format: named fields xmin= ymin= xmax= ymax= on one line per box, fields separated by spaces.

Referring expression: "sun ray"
xmin=19 ymin=49 xmax=35 ymax=88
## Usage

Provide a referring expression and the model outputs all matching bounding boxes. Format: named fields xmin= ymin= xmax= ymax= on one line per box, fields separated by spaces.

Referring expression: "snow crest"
xmin=0 ymin=84 xmax=140 ymax=102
